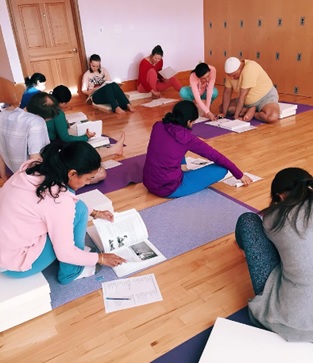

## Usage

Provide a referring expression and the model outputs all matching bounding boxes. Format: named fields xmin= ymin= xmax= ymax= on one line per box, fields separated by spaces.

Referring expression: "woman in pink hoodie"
xmin=0 ymin=142 xmax=125 ymax=284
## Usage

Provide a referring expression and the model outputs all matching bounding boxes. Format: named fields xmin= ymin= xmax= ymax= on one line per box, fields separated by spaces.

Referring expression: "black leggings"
xmin=92 ymin=82 xmax=129 ymax=112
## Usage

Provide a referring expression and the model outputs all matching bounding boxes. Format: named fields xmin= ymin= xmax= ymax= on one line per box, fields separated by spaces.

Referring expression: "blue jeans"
xmin=3 ymin=200 xmax=88 ymax=285
xmin=179 ymin=87 xmax=219 ymax=103
xmin=235 ymin=212 xmax=280 ymax=295
xmin=168 ymin=163 xmax=227 ymax=198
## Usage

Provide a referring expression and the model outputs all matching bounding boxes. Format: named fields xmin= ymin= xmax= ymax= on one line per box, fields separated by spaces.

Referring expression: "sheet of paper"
xmin=141 ymin=98 xmax=178 ymax=108
xmin=185 ymin=156 xmax=213 ymax=170
xmin=101 ymin=159 xmax=122 ymax=169
xmin=102 ymin=273 xmax=163 ymax=313
xmin=221 ymin=172 xmax=263 ymax=187
xmin=158 ymin=66 xmax=177 ymax=79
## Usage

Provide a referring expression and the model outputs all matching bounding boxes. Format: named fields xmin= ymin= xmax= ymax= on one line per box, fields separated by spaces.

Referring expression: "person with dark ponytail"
xmin=235 ymin=167 xmax=313 ymax=342
xmin=20 ymin=73 xmax=46 ymax=109
xmin=179 ymin=62 xmax=218 ymax=120
xmin=143 ymin=100 xmax=251 ymax=198
xmin=137 ymin=45 xmax=182 ymax=98
xmin=0 ymin=141 xmax=126 ymax=284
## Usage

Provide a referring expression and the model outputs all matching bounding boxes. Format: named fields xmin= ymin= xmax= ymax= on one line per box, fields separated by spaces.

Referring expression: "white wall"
xmin=78 ymin=0 xmax=204 ymax=81
xmin=0 ymin=0 xmax=204 ymax=84
xmin=0 ymin=0 xmax=24 ymax=83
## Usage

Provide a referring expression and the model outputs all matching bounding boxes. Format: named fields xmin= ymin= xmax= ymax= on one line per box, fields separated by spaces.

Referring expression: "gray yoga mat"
xmin=43 ymin=188 xmax=257 ymax=309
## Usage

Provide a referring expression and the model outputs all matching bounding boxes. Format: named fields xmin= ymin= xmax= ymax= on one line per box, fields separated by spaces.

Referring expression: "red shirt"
xmin=138 ymin=58 xmax=163 ymax=91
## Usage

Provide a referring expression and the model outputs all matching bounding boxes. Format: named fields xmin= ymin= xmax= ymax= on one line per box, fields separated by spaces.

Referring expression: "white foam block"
xmin=199 ymin=317 xmax=313 ymax=363
xmin=125 ymin=90 xmax=152 ymax=101
xmin=279 ymin=102 xmax=297 ymax=119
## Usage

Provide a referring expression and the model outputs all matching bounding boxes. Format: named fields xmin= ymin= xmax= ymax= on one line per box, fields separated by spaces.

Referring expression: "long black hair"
xmin=162 ymin=100 xmax=199 ymax=128
xmin=261 ymin=167 xmax=313 ymax=236
xmin=26 ymin=141 xmax=101 ymax=201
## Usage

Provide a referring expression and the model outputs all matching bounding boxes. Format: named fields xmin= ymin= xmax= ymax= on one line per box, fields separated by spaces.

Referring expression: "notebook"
xmin=76 ymin=120 xmax=110 ymax=148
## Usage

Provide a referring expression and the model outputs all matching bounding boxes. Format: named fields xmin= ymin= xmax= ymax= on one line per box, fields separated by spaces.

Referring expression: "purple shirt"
xmin=143 ymin=121 xmax=243 ymax=197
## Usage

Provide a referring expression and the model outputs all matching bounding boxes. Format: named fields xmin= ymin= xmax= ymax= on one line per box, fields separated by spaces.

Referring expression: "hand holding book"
xmin=98 ymin=252 xmax=126 ymax=267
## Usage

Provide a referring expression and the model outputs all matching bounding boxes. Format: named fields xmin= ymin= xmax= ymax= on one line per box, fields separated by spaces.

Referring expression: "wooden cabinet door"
xmin=8 ymin=0 xmax=85 ymax=93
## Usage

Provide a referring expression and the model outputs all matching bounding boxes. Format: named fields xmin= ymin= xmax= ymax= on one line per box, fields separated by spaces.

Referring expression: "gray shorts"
xmin=245 ymin=86 xmax=279 ymax=112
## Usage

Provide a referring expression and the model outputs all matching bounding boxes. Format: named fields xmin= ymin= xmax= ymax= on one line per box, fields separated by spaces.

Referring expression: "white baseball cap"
xmin=225 ymin=57 xmax=241 ymax=73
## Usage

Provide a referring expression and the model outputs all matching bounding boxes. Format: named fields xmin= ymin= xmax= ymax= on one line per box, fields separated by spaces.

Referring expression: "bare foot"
xmin=243 ymin=106 xmax=256 ymax=121
xmin=127 ymin=104 xmax=136 ymax=112
xmin=109 ymin=132 xmax=125 ymax=156
xmin=151 ymin=90 xmax=161 ymax=98
xmin=115 ymin=106 xmax=126 ymax=114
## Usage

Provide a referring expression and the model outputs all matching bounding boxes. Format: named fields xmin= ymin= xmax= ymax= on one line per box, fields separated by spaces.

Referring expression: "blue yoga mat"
xmin=44 ymin=188 xmax=257 ymax=309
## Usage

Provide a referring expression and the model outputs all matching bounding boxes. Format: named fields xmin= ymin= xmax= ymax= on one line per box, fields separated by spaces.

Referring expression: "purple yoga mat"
xmin=77 ymin=154 xmax=146 ymax=195
xmin=192 ymin=103 xmax=313 ymax=139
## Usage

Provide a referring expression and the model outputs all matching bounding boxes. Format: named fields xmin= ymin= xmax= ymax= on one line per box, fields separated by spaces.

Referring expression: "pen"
xmin=105 ymin=297 xmax=131 ymax=301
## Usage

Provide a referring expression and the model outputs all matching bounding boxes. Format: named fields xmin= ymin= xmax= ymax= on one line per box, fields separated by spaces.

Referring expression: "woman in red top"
xmin=137 ymin=45 xmax=182 ymax=98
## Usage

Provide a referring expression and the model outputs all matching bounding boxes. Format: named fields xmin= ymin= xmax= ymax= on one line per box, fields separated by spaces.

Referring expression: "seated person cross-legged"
xmin=143 ymin=100 xmax=252 ymax=198
xmin=137 ymin=45 xmax=182 ymax=98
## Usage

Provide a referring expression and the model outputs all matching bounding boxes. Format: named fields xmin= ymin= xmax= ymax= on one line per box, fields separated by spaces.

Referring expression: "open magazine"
xmin=87 ymin=209 xmax=166 ymax=277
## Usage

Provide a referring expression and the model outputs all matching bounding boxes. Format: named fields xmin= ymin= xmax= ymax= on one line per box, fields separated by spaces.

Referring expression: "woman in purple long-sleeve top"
xmin=143 ymin=100 xmax=252 ymax=198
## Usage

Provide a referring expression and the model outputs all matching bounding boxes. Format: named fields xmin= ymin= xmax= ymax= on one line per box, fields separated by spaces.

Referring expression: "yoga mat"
xmin=77 ymin=154 xmax=146 ymax=195
xmin=151 ymin=307 xmax=253 ymax=363
xmin=43 ymin=188 xmax=257 ymax=309
xmin=192 ymin=103 xmax=313 ymax=139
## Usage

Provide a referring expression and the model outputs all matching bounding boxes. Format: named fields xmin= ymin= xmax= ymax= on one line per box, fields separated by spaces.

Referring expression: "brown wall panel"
xmin=204 ymin=0 xmax=313 ymax=96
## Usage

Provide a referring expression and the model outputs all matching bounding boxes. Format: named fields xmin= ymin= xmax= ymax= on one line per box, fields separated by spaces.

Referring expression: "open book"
xmin=158 ymin=66 xmax=177 ymax=79
xmin=76 ymin=120 xmax=110 ymax=148
xmin=205 ymin=118 xmax=256 ymax=133
xmin=88 ymin=209 xmax=166 ymax=277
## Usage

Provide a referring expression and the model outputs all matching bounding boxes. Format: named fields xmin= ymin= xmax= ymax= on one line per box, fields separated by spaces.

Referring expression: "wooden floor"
xmin=1 ymin=86 xmax=313 ymax=363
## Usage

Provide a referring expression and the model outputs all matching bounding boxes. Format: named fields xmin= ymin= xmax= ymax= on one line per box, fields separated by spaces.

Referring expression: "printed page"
xmin=158 ymin=66 xmax=177 ymax=79
xmin=142 ymin=98 xmax=178 ymax=108
xmin=186 ymin=156 xmax=213 ymax=170
xmin=101 ymin=159 xmax=122 ymax=169
xmin=221 ymin=172 xmax=263 ymax=187
xmin=92 ymin=209 xmax=148 ymax=251
xmin=102 ymin=273 xmax=163 ymax=313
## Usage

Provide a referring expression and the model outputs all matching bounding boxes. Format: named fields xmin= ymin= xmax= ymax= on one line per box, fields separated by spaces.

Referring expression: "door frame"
xmin=6 ymin=0 xmax=87 ymax=82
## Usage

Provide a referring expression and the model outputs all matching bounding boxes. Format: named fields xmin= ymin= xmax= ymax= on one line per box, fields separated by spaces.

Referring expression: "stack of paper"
xmin=75 ymin=120 xmax=110 ymax=148
xmin=199 ymin=317 xmax=313 ymax=363
xmin=279 ymin=102 xmax=297 ymax=119
xmin=142 ymin=98 xmax=178 ymax=108
xmin=0 ymin=273 xmax=51 ymax=332
xmin=205 ymin=118 xmax=256 ymax=133
xmin=65 ymin=112 xmax=88 ymax=125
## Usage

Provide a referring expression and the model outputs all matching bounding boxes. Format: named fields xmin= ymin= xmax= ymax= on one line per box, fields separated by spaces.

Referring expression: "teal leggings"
xmin=3 ymin=200 xmax=88 ymax=285
xmin=168 ymin=163 xmax=227 ymax=198
xmin=179 ymin=87 xmax=218 ymax=103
